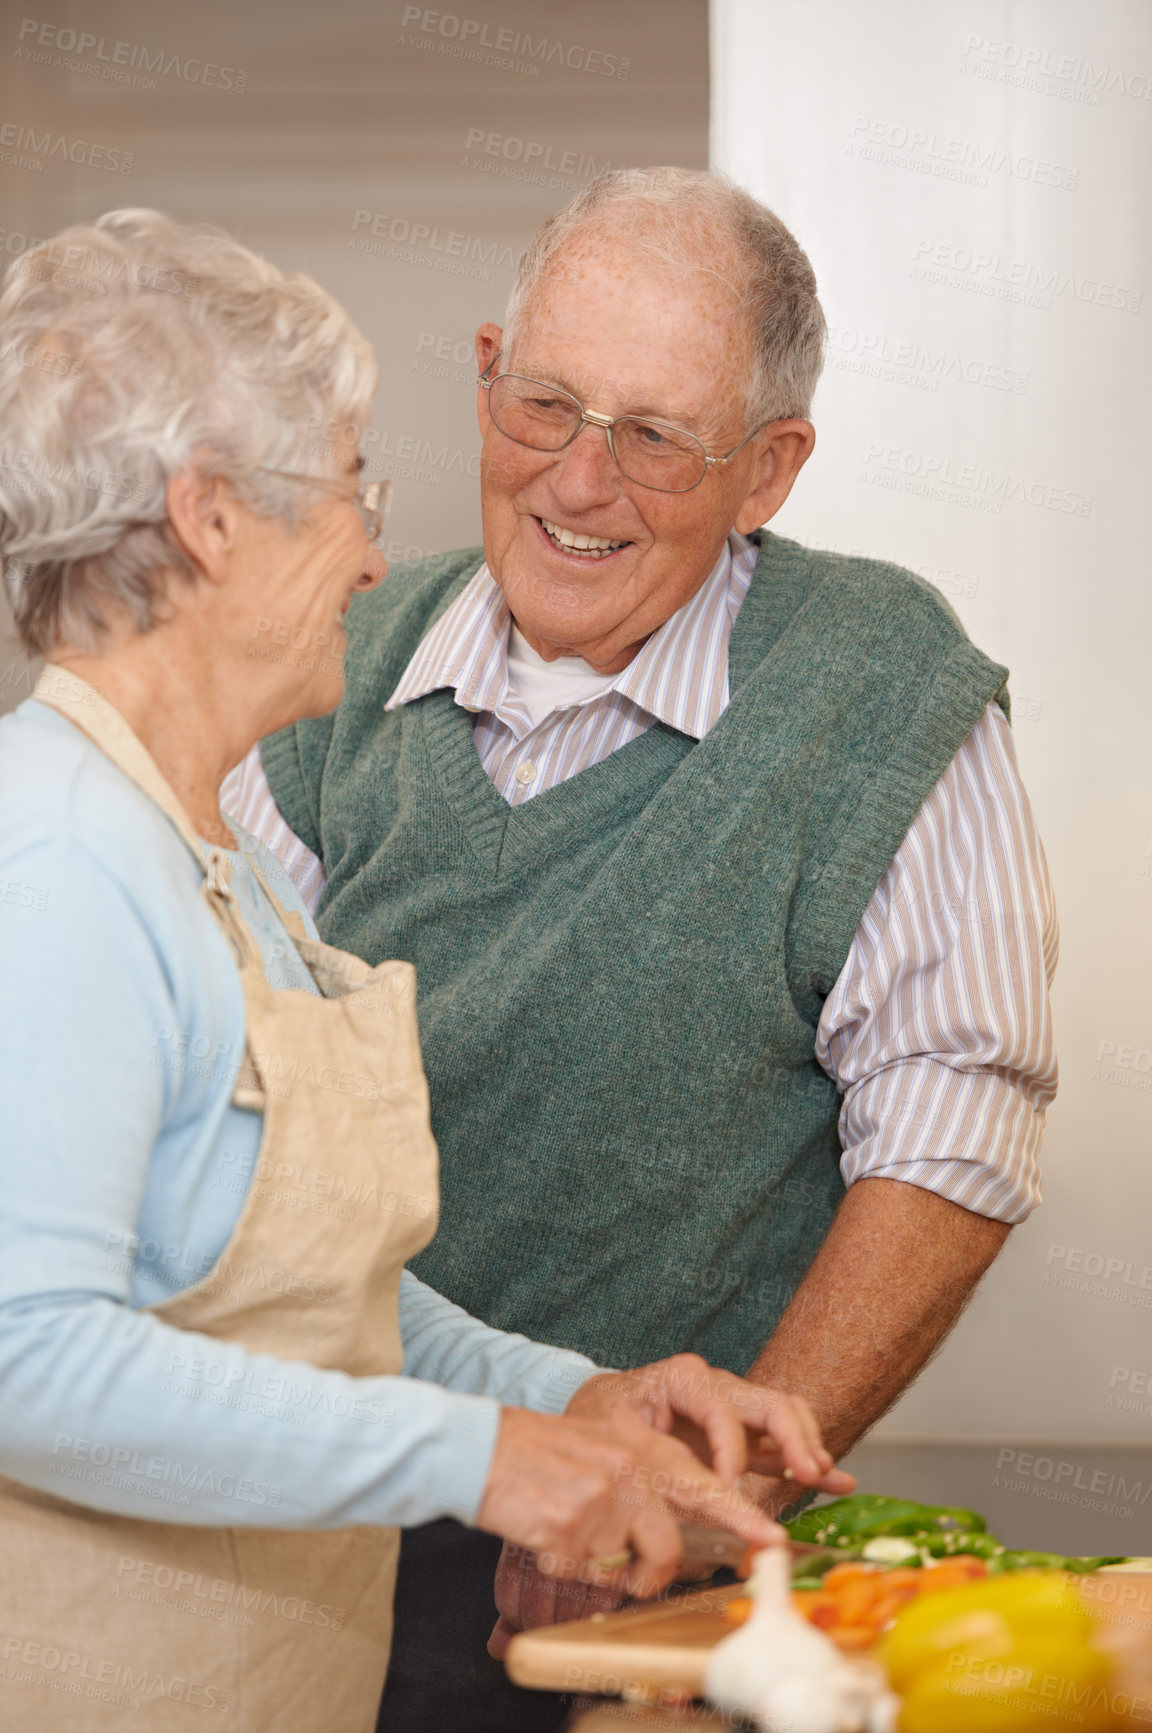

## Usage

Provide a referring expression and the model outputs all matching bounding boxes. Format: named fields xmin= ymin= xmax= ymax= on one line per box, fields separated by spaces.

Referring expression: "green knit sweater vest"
xmin=262 ymin=532 xmax=1009 ymax=1372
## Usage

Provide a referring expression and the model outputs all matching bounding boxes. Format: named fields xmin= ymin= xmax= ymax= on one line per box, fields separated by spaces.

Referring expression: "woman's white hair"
xmin=501 ymin=167 xmax=826 ymax=428
xmin=0 ymin=209 xmax=376 ymax=655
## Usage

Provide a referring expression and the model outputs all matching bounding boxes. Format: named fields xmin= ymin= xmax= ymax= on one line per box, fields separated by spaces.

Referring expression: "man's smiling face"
xmin=474 ymin=243 xmax=798 ymax=675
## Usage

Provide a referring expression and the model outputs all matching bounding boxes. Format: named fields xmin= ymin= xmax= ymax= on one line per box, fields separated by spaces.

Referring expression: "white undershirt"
xmin=505 ymin=623 xmax=617 ymax=729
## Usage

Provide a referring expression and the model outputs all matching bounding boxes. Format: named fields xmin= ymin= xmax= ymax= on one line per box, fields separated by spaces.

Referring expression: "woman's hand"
xmin=476 ymin=1400 xmax=785 ymax=1654
xmin=487 ymin=1356 xmax=855 ymax=1656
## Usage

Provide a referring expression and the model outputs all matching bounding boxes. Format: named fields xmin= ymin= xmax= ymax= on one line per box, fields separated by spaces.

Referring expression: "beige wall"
xmin=0 ymin=0 xmax=707 ymax=709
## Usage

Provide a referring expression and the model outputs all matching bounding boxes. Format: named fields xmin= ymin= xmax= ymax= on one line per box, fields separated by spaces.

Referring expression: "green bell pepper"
xmin=987 ymin=1549 xmax=1070 ymax=1573
xmin=917 ymin=1529 xmax=1003 ymax=1559
xmin=784 ymin=1494 xmax=986 ymax=1548
xmin=785 ymin=1494 xmax=1125 ymax=1574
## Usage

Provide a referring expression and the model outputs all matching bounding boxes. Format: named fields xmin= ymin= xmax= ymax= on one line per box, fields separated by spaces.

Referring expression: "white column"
xmin=713 ymin=0 xmax=1152 ymax=1443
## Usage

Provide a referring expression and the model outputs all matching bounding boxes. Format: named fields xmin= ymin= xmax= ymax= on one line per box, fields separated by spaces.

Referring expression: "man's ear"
xmin=475 ymin=322 xmax=503 ymax=436
xmin=164 ymin=462 xmax=242 ymax=587
xmin=732 ymin=421 xmax=816 ymax=535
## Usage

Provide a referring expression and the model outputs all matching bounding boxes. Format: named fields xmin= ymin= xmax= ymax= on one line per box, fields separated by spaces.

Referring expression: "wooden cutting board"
xmin=506 ymin=1572 xmax=1152 ymax=1713
xmin=507 ymin=1579 xmax=800 ymax=1697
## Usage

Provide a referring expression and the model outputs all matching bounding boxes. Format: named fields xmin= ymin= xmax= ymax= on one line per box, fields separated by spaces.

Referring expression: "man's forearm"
xmin=745 ymin=1176 xmax=1010 ymax=1468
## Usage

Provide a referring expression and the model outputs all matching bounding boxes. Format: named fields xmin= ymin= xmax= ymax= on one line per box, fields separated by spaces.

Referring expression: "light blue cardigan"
xmin=0 ymin=697 xmax=599 ymax=1530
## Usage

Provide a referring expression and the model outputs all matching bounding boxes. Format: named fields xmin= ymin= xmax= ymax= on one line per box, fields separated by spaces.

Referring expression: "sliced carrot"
xmin=838 ymin=1577 xmax=887 ymax=1624
xmin=869 ymin=1587 xmax=920 ymax=1627
xmin=724 ymin=1595 xmax=752 ymax=1625
xmin=823 ymin=1563 xmax=880 ymax=1591
xmin=792 ymin=1589 xmax=837 ymax=1614
xmin=830 ymin=1625 xmax=883 ymax=1650
xmin=917 ymin=1558 xmax=988 ymax=1592
xmin=808 ymin=1604 xmax=843 ymax=1631
xmin=880 ymin=1568 xmax=926 ymax=1590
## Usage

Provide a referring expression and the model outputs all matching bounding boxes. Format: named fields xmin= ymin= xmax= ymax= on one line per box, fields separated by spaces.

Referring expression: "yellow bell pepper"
xmin=877 ymin=1573 xmax=1120 ymax=1733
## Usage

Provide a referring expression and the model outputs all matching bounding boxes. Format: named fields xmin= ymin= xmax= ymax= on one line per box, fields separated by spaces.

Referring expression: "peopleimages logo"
xmin=860 ymin=443 xmax=1092 ymax=517
xmin=349 ymin=208 xmax=519 ymax=285
xmin=15 ymin=18 xmax=248 ymax=92
xmin=0 ymin=118 xmax=132 ymax=173
xmin=960 ymin=33 xmax=1152 ymax=103
xmin=398 ymin=6 xmax=631 ymax=78
xmin=826 ymin=323 xmax=1029 ymax=394
xmin=847 ymin=115 xmax=1079 ymax=190
xmin=1 ymin=1633 xmax=231 ymax=1713
xmin=463 ymin=127 xmax=621 ymax=180
xmin=910 ymin=238 xmax=1143 ymax=314
xmin=994 ymin=1446 xmax=1152 ymax=1508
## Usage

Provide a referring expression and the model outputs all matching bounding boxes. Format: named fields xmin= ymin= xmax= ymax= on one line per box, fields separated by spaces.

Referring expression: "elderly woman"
xmin=0 ymin=211 xmax=852 ymax=1732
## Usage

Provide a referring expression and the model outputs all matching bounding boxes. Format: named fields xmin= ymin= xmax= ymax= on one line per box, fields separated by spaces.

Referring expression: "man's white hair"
xmin=501 ymin=166 xmax=826 ymax=427
xmin=0 ymin=208 xmax=376 ymax=656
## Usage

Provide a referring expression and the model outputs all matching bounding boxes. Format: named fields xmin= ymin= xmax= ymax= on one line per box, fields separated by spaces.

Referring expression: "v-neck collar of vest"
xmin=411 ymin=532 xmax=789 ymax=879
xmin=415 ymin=689 xmax=690 ymax=877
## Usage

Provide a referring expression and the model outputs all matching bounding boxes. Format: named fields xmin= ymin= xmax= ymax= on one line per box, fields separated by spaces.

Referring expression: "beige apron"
xmin=0 ymin=666 xmax=440 ymax=1731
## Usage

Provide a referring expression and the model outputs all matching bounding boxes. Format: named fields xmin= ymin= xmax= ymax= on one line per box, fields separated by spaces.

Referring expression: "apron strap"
xmin=34 ymin=665 xmax=262 ymax=973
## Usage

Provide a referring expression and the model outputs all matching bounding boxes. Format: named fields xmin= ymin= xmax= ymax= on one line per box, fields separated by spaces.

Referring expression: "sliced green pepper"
xmin=784 ymin=1493 xmax=986 ymax=1547
xmin=783 ymin=1494 xmax=1128 ymax=1573
xmin=917 ymin=1529 xmax=1003 ymax=1559
xmin=881 ymin=1504 xmax=987 ymax=1537
xmin=987 ymin=1548 xmax=1069 ymax=1573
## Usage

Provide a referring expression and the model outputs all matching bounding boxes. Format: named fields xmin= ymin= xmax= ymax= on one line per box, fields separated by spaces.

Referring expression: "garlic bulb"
xmin=704 ymin=1548 xmax=899 ymax=1733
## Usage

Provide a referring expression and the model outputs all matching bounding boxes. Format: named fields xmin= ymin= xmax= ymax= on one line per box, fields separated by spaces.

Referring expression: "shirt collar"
xmin=385 ymin=531 xmax=758 ymax=741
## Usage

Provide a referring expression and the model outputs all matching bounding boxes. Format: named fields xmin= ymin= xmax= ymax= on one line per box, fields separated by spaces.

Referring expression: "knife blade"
xmin=676 ymin=1525 xmax=836 ymax=1578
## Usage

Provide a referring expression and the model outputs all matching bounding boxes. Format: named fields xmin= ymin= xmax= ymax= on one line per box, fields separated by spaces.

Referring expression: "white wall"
xmin=713 ymin=0 xmax=1152 ymax=1442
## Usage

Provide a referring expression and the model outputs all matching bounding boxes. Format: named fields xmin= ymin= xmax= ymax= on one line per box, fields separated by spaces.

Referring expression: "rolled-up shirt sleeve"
xmin=815 ymin=703 xmax=1058 ymax=1224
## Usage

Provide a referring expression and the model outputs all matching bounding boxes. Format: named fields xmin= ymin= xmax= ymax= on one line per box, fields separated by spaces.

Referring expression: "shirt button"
xmin=514 ymin=760 xmax=537 ymax=785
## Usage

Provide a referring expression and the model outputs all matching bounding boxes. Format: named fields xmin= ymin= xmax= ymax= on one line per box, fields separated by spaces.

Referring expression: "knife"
xmin=675 ymin=1525 xmax=836 ymax=1579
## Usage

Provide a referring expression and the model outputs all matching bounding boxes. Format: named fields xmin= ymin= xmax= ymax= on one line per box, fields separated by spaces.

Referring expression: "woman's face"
xmin=225 ymin=446 xmax=386 ymax=727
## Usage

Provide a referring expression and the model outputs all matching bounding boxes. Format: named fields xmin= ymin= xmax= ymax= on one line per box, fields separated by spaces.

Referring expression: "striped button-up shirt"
xmin=224 ymin=533 xmax=1057 ymax=1224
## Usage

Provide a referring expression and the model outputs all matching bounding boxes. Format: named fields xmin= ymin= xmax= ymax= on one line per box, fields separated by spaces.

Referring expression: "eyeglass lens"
xmin=488 ymin=375 xmax=709 ymax=492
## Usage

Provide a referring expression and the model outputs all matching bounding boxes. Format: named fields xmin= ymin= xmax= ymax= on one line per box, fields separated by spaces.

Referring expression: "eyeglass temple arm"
xmin=708 ymin=421 xmax=780 ymax=468
xmin=477 ymin=350 xmax=503 ymax=387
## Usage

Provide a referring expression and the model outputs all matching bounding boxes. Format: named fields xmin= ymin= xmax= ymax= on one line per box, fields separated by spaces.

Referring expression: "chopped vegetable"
xmin=918 ymin=1529 xmax=1003 ymax=1559
xmin=725 ymin=1553 xmax=992 ymax=1650
xmin=707 ymin=1548 xmax=899 ymax=1732
xmin=877 ymin=1572 xmax=1116 ymax=1733
xmin=784 ymin=1493 xmax=1134 ymax=1578
xmin=987 ymin=1549 xmax=1071 ymax=1574
xmin=785 ymin=1494 xmax=986 ymax=1549
xmin=861 ymin=1536 xmax=921 ymax=1565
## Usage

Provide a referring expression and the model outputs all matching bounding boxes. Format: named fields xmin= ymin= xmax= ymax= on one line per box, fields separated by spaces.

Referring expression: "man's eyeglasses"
xmin=255 ymin=466 xmax=393 ymax=544
xmin=478 ymin=356 xmax=769 ymax=494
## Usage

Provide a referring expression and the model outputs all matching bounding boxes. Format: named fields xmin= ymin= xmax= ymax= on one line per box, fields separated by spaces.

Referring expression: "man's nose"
xmin=545 ymin=422 xmax=625 ymax=508
xmin=355 ymin=545 xmax=388 ymax=590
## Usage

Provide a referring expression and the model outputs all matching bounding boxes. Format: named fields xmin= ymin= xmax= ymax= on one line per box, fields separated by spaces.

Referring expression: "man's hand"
xmin=487 ymin=1354 xmax=854 ymax=1656
xmin=564 ymin=1354 xmax=857 ymax=1491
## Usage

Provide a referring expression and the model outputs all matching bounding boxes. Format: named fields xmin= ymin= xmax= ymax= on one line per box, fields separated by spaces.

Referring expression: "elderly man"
xmin=226 ymin=167 xmax=1055 ymax=1730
